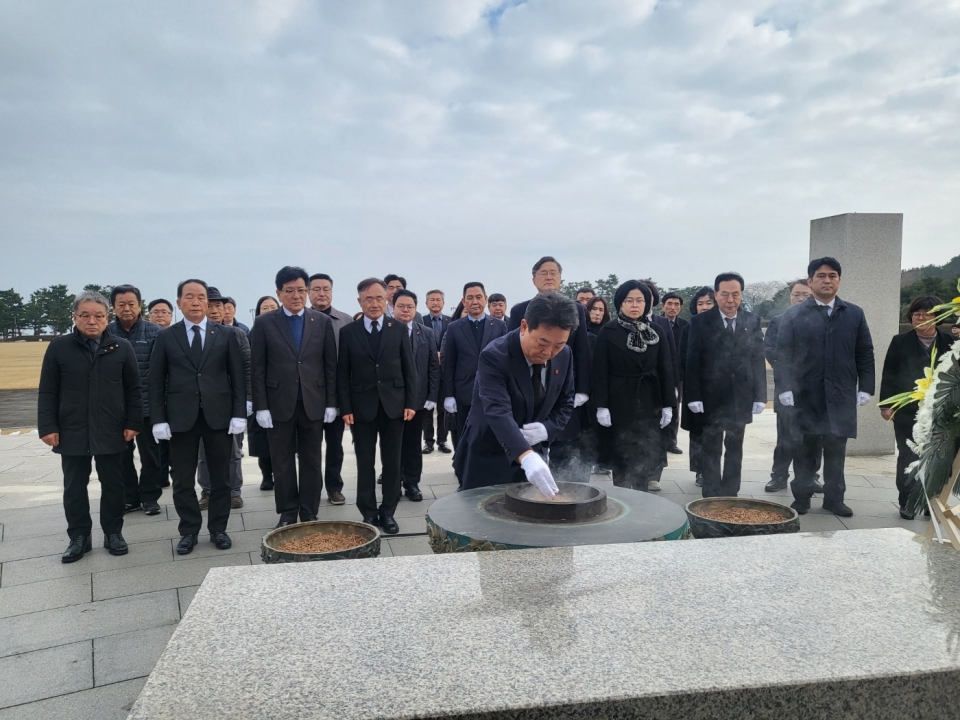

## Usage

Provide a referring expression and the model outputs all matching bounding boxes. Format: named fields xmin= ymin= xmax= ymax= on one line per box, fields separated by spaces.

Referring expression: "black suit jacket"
xmin=879 ymin=329 xmax=954 ymax=427
xmin=508 ymin=299 xmax=591 ymax=395
xmin=250 ymin=308 xmax=338 ymax=423
xmin=441 ymin=315 xmax=508 ymax=406
xmin=410 ymin=323 xmax=440 ymax=409
xmin=665 ymin=316 xmax=688 ymax=355
xmin=337 ymin=317 xmax=416 ymax=423
xmin=685 ymin=306 xmax=766 ymax=429
xmin=148 ymin=320 xmax=247 ymax=432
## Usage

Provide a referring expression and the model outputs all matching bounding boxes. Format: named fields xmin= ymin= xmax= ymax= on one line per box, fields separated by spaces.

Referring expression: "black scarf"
xmin=616 ymin=312 xmax=659 ymax=353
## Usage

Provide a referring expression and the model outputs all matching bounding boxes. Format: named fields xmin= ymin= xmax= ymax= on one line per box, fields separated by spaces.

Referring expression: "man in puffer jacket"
xmin=107 ymin=284 xmax=163 ymax=516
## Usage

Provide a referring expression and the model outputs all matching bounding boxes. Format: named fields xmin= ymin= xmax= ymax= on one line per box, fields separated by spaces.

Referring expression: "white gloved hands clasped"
xmin=443 ymin=397 xmax=457 ymax=414
xmin=520 ymin=422 xmax=548 ymax=445
xmin=228 ymin=418 xmax=246 ymax=435
xmin=857 ymin=392 xmax=872 ymax=407
xmin=424 ymin=400 xmax=437 ymax=411
xmin=573 ymin=393 xmax=589 ymax=408
xmin=323 ymin=407 xmax=337 ymax=424
xmin=596 ymin=408 xmax=612 ymax=427
xmin=752 ymin=402 xmax=765 ymax=415
xmin=256 ymin=410 xmax=274 ymax=429
xmin=152 ymin=423 xmax=172 ymax=442
xmin=659 ymin=407 xmax=673 ymax=428
xmin=687 ymin=401 xmax=704 ymax=414
xmin=779 ymin=391 xmax=795 ymax=407
xmin=520 ymin=452 xmax=559 ymax=499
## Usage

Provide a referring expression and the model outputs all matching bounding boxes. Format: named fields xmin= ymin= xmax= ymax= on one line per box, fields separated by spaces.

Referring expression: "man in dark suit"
xmin=444 ymin=282 xmax=509 ymax=451
xmin=764 ymin=279 xmax=823 ymax=493
xmin=661 ymin=292 xmax=688 ymax=455
xmin=508 ymin=257 xmax=590 ymax=481
xmin=252 ymin=266 xmax=338 ymax=527
xmin=456 ymin=292 xmax=578 ymax=494
xmin=392 ymin=289 xmax=440 ymax=501
xmin=422 ymin=289 xmax=452 ymax=454
xmin=685 ymin=272 xmax=767 ymax=498
xmin=149 ymin=279 xmax=247 ymax=555
xmin=338 ymin=278 xmax=417 ymax=534
xmin=309 ymin=272 xmax=352 ymax=504
xmin=777 ymin=257 xmax=875 ymax=517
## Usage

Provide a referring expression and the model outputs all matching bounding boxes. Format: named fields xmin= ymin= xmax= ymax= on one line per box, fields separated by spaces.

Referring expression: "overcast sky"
xmin=1 ymin=0 xmax=958 ymax=320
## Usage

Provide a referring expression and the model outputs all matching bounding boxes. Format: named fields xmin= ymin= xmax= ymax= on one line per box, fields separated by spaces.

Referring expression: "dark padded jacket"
xmin=107 ymin=316 xmax=159 ymax=417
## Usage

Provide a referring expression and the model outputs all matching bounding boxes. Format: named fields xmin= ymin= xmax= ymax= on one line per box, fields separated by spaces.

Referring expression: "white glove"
xmin=246 ymin=400 xmax=253 ymax=416
xmin=323 ymin=407 xmax=337 ymax=424
xmin=424 ymin=400 xmax=437 ymax=411
xmin=228 ymin=418 xmax=246 ymax=435
xmin=687 ymin=401 xmax=704 ymax=414
xmin=444 ymin=397 xmax=457 ymax=414
xmin=520 ymin=422 xmax=548 ymax=445
xmin=779 ymin=391 xmax=795 ymax=407
xmin=857 ymin=392 xmax=872 ymax=407
xmin=256 ymin=410 xmax=274 ymax=429
xmin=596 ymin=408 xmax=612 ymax=427
xmin=574 ymin=393 xmax=589 ymax=408
xmin=520 ymin=452 xmax=558 ymax=499
xmin=752 ymin=402 xmax=765 ymax=415
xmin=152 ymin=423 xmax=172 ymax=442
xmin=659 ymin=407 xmax=673 ymax=428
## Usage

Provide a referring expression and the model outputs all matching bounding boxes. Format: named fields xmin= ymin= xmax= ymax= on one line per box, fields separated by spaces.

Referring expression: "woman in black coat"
xmin=586 ymin=296 xmax=610 ymax=336
xmin=249 ymin=296 xmax=280 ymax=490
xmin=879 ymin=295 xmax=955 ymax=518
xmin=592 ymin=281 xmax=675 ymax=491
xmin=679 ymin=287 xmax=715 ymax=486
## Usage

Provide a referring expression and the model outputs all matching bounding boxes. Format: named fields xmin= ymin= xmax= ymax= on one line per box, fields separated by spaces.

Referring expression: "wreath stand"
xmin=925 ymin=448 xmax=960 ymax=549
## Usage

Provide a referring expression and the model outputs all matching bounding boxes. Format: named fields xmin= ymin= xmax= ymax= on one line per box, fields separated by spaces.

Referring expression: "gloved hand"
xmin=228 ymin=418 xmax=246 ymax=435
xmin=520 ymin=452 xmax=559 ymax=499
xmin=256 ymin=410 xmax=274 ymax=429
xmin=444 ymin=397 xmax=457 ymax=414
xmin=574 ymin=393 xmax=589 ymax=408
xmin=779 ymin=391 xmax=795 ymax=407
xmin=659 ymin=407 xmax=673 ymax=428
xmin=752 ymin=402 xmax=765 ymax=415
xmin=857 ymin=392 xmax=872 ymax=407
xmin=520 ymin=422 xmax=548 ymax=445
xmin=246 ymin=400 xmax=253 ymax=416
xmin=687 ymin=401 xmax=704 ymax=414
xmin=424 ymin=400 xmax=437 ymax=411
xmin=323 ymin=407 xmax=337 ymax=424
xmin=152 ymin=423 xmax=172 ymax=442
xmin=596 ymin=408 xmax=612 ymax=427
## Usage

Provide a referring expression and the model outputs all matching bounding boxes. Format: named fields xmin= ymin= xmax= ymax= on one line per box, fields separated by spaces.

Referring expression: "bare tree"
xmin=742 ymin=280 xmax=787 ymax=312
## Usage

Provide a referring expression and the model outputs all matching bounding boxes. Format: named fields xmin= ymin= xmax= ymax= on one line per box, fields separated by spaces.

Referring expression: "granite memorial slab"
xmin=128 ymin=528 xmax=960 ymax=719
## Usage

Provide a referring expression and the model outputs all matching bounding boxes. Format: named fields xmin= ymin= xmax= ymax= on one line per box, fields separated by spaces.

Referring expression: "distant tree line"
xmin=0 ymin=283 xmax=145 ymax=339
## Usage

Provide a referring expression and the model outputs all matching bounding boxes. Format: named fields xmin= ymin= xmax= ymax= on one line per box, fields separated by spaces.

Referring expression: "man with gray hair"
xmin=38 ymin=290 xmax=143 ymax=563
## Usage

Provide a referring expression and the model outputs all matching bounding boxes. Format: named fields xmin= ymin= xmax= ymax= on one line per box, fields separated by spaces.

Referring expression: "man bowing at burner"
xmin=455 ymin=292 xmax=578 ymax=497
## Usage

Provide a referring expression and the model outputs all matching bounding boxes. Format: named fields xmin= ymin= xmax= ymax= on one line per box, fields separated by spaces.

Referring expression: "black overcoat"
xmin=879 ymin=329 xmax=954 ymax=429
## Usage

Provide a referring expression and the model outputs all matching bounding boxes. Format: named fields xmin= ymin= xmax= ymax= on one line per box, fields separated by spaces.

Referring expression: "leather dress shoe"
xmin=260 ymin=477 xmax=274 ymax=491
xmin=404 ymin=485 xmax=423 ymax=502
xmin=104 ymin=533 xmax=129 ymax=556
xmin=379 ymin=515 xmax=399 ymax=535
xmin=177 ymin=534 xmax=199 ymax=555
xmin=765 ymin=477 xmax=788 ymax=492
xmin=211 ymin=532 xmax=232 ymax=550
xmin=667 ymin=445 xmax=683 ymax=455
xmin=362 ymin=516 xmax=379 ymax=527
xmin=230 ymin=496 xmax=244 ymax=509
xmin=422 ymin=443 xmax=434 ymax=454
xmin=123 ymin=502 xmax=142 ymax=514
xmin=62 ymin=535 xmax=92 ymax=564
xmin=437 ymin=442 xmax=452 ymax=454
xmin=143 ymin=500 xmax=161 ymax=516
xmin=328 ymin=491 xmax=346 ymax=505
xmin=823 ymin=502 xmax=853 ymax=518
xmin=790 ymin=500 xmax=809 ymax=515
xmin=899 ymin=505 xmax=916 ymax=520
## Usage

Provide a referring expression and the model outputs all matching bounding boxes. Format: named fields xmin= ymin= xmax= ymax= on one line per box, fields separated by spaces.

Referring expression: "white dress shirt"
xmin=720 ymin=311 xmax=737 ymax=332
xmin=815 ymin=297 xmax=837 ymax=316
xmin=184 ymin=316 xmax=208 ymax=350
xmin=363 ymin=315 xmax=386 ymax=333
xmin=282 ymin=306 xmax=305 ymax=318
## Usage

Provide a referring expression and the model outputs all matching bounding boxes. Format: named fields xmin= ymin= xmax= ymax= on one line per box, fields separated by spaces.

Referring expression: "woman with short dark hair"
xmin=680 ymin=287 xmax=716 ymax=486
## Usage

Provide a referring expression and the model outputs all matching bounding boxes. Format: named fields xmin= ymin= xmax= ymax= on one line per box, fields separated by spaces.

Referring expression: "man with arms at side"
xmin=39 ymin=290 xmax=142 ymax=562
xmin=422 ymin=289 xmax=452 ymax=455
xmin=338 ymin=278 xmax=417 ymax=534
xmin=107 ymin=284 xmax=162 ymax=516
xmin=488 ymin=293 xmax=508 ymax=320
xmin=685 ymin=272 xmax=767 ymax=498
xmin=661 ymin=291 xmax=688 ymax=455
xmin=777 ymin=257 xmax=875 ymax=517
xmin=456 ymin=292 xmax=577 ymax=495
xmin=392 ymin=289 xmax=439 ymax=501
xmin=309 ymin=272 xmax=352 ymax=504
xmin=149 ymin=279 xmax=247 ymax=555
xmin=252 ymin=266 xmax=338 ymax=527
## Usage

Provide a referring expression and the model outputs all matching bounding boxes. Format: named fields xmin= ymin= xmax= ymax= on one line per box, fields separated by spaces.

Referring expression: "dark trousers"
xmin=422 ymin=405 xmax=448 ymax=446
xmin=62 ymin=453 xmax=125 ymax=540
xmin=894 ymin=422 xmax=918 ymax=508
xmin=268 ymin=399 xmax=324 ymax=523
xmin=323 ymin=415 xmax=345 ymax=494
xmin=197 ymin=435 xmax=243 ymax=496
xmin=351 ymin=403 xmax=404 ymax=520
xmin=700 ymin=421 xmax=746 ymax=497
xmin=688 ymin=428 xmax=704 ymax=474
xmin=792 ymin=433 xmax=847 ymax=508
xmin=453 ymin=404 xmax=470 ymax=449
xmin=158 ymin=439 xmax=174 ymax=485
xmin=169 ymin=410 xmax=233 ymax=536
xmin=122 ymin=415 xmax=162 ymax=506
xmin=401 ymin=409 xmax=424 ymax=488
xmin=771 ymin=411 xmax=822 ymax=481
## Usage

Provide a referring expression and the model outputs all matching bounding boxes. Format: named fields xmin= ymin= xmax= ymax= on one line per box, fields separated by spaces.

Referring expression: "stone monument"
xmin=810 ymin=212 xmax=902 ymax=456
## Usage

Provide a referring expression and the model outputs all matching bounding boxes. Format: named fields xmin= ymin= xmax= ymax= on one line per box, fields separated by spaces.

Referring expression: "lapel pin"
xmin=554 ymin=369 xmax=559 ymax=375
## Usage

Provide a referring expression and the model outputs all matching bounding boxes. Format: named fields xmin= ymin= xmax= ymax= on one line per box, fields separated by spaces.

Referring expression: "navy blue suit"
xmin=455 ymin=330 xmax=575 ymax=490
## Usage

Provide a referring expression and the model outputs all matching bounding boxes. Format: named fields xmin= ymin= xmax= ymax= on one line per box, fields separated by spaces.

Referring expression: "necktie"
xmin=816 ymin=304 xmax=830 ymax=321
xmin=532 ymin=364 xmax=546 ymax=412
xmin=726 ymin=320 xmax=735 ymax=334
xmin=288 ymin=313 xmax=304 ymax=351
xmin=472 ymin=319 xmax=483 ymax=350
xmin=368 ymin=319 xmax=381 ymax=357
xmin=190 ymin=325 xmax=202 ymax=364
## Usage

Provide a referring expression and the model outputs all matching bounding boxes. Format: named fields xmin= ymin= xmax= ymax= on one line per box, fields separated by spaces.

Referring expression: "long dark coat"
xmin=775 ymin=296 xmax=875 ymax=438
xmin=879 ymin=329 xmax=954 ymax=430
xmin=38 ymin=329 xmax=143 ymax=456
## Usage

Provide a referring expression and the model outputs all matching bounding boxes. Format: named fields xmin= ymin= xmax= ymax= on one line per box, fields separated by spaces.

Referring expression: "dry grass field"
xmin=0 ymin=341 xmax=48 ymax=390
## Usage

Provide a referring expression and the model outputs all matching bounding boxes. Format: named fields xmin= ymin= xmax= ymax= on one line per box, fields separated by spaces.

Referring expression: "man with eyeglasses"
xmin=39 ymin=290 xmax=143 ymax=562
xmin=508 ymin=257 xmax=591 ymax=481
xmin=148 ymin=299 xmax=174 ymax=328
xmin=764 ymin=279 xmax=823 ymax=493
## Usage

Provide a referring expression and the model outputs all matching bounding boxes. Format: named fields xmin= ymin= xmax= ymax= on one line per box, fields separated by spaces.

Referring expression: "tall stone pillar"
xmin=809 ymin=213 xmax=902 ymax=456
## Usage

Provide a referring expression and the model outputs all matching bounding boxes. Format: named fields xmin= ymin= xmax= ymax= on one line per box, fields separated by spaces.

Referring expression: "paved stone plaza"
xmin=0 ymin=413 xmax=924 ymax=719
